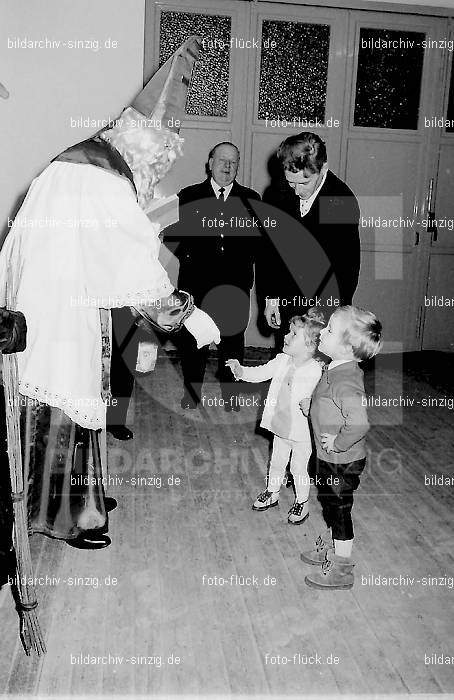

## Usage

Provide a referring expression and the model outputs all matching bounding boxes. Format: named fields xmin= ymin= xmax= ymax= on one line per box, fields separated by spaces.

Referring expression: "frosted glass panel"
xmin=354 ymin=28 xmax=425 ymax=129
xmin=445 ymin=57 xmax=454 ymax=133
xmin=258 ymin=20 xmax=330 ymax=122
xmin=159 ymin=11 xmax=231 ymax=117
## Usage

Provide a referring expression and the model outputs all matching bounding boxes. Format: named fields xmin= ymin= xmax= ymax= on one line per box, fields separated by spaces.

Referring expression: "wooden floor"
xmin=1 ymin=350 xmax=454 ymax=698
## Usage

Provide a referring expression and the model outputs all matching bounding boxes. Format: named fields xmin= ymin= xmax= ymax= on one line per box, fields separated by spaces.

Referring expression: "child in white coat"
xmin=226 ymin=309 xmax=324 ymax=524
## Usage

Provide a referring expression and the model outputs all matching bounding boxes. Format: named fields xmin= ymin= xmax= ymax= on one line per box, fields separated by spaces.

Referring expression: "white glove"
xmin=183 ymin=307 xmax=220 ymax=348
xmin=135 ymin=341 xmax=158 ymax=373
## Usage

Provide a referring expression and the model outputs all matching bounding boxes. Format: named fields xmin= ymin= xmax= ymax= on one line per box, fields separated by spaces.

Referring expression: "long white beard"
xmin=100 ymin=107 xmax=184 ymax=210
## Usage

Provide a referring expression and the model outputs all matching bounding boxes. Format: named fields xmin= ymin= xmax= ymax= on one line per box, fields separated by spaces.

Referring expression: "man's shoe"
xmin=300 ymin=534 xmax=334 ymax=565
xmin=252 ymin=490 xmax=279 ymax=511
xmin=107 ymin=425 xmax=133 ymax=440
xmin=305 ymin=553 xmax=355 ymax=590
xmin=180 ymin=395 xmax=199 ymax=410
xmin=104 ymin=497 xmax=117 ymax=513
xmin=288 ymin=500 xmax=309 ymax=525
xmin=66 ymin=533 xmax=111 ymax=549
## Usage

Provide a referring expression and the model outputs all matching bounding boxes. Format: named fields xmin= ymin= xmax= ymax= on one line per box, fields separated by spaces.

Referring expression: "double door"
xmin=147 ymin=0 xmax=453 ymax=350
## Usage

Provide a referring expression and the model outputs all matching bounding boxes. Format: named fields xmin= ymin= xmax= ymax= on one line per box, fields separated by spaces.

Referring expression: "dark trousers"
xmin=315 ymin=457 xmax=366 ymax=541
xmin=177 ymin=286 xmax=250 ymax=403
xmin=107 ymin=307 xmax=140 ymax=427
xmin=178 ymin=327 xmax=245 ymax=403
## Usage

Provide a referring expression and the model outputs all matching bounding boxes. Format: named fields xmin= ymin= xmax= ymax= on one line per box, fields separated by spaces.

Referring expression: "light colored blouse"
xmin=241 ymin=354 xmax=322 ymax=442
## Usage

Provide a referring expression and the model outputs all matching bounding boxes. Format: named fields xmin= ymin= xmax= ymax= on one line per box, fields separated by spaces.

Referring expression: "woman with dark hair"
xmin=258 ymin=132 xmax=361 ymax=342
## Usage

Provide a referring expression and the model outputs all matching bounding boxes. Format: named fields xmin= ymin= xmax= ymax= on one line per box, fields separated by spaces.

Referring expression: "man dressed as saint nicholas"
xmin=0 ymin=37 xmax=219 ymax=553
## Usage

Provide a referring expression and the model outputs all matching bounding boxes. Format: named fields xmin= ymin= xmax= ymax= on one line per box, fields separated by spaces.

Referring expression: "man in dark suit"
xmin=165 ymin=142 xmax=261 ymax=411
xmin=258 ymin=132 xmax=361 ymax=345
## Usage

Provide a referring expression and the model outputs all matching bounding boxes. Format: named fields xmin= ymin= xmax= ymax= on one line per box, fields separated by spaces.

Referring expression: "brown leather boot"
xmin=304 ymin=553 xmax=355 ymax=590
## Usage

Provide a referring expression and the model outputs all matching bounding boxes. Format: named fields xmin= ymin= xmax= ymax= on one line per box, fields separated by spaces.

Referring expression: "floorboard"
xmin=1 ymin=350 xmax=454 ymax=697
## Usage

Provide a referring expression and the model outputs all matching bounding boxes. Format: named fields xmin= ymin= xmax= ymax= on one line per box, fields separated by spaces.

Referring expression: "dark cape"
xmin=52 ymin=135 xmax=137 ymax=195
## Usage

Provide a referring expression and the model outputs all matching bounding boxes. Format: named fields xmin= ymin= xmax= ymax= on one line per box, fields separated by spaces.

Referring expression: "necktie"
xmin=218 ymin=187 xmax=225 ymax=202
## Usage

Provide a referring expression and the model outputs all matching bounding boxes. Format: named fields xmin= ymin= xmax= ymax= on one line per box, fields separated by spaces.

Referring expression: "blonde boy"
xmin=302 ymin=305 xmax=382 ymax=590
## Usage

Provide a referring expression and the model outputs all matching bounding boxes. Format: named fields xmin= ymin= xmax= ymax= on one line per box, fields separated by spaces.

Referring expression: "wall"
xmin=0 ymin=0 xmax=145 ymax=238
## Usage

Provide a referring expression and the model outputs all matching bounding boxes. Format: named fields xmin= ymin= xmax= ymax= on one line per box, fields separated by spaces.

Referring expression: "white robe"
xmin=0 ymin=161 xmax=174 ymax=429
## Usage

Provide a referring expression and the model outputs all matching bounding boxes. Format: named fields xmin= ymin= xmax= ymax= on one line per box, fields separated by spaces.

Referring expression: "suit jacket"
xmin=165 ymin=178 xmax=261 ymax=301
xmin=259 ymin=170 xmax=360 ymax=307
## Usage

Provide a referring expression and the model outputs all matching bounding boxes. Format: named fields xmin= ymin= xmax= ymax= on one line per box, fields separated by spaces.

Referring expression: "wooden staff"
xmin=3 ymin=268 xmax=46 ymax=655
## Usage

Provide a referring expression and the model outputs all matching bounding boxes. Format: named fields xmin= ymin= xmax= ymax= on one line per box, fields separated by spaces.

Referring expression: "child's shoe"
xmin=300 ymin=533 xmax=334 ymax=565
xmin=304 ymin=553 xmax=355 ymax=590
xmin=287 ymin=500 xmax=309 ymax=525
xmin=252 ymin=490 xmax=279 ymax=511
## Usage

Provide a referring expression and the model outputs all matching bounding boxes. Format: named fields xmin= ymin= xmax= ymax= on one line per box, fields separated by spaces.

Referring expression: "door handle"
xmin=427 ymin=211 xmax=438 ymax=242
xmin=416 ymin=305 xmax=423 ymax=339
xmin=413 ymin=194 xmax=420 ymax=245
xmin=426 ymin=178 xmax=438 ymax=243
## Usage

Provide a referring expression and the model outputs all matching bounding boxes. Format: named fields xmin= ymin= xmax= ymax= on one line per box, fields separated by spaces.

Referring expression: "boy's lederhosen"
xmin=315 ymin=457 xmax=366 ymax=540
xmin=310 ymin=361 xmax=369 ymax=541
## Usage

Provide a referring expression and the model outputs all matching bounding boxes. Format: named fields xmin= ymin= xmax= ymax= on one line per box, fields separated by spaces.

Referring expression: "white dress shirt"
xmin=328 ymin=359 xmax=354 ymax=370
xmin=211 ymin=178 xmax=233 ymax=201
xmin=299 ymin=168 xmax=327 ymax=218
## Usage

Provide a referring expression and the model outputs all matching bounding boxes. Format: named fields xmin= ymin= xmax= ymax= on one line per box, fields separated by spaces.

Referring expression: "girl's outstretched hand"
xmin=225 ymin=359 xmax=243 ymax=380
